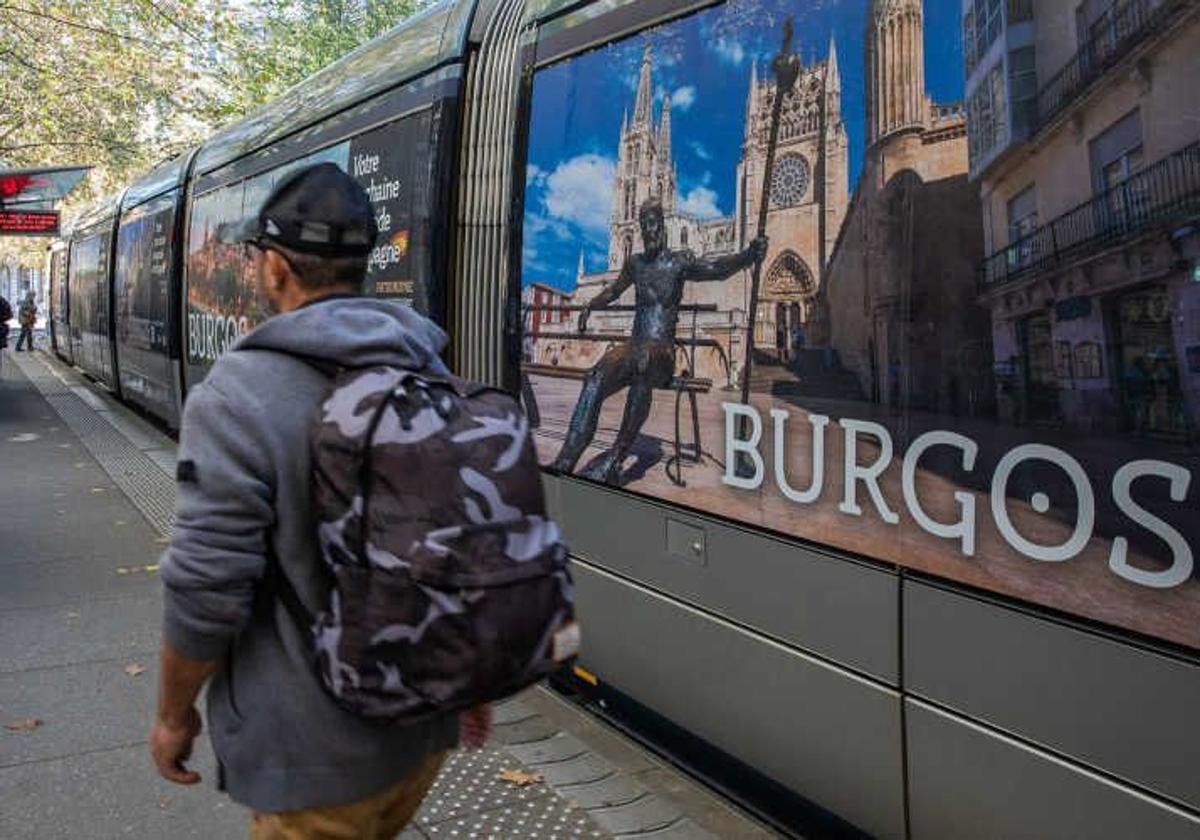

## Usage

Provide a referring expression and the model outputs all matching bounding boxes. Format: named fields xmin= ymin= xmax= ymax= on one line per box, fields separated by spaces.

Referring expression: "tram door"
xmin=1019 ymin=313 xmax=1058 ymax=423
xmin=1114 ymin=286 xmax=1186 ymax=436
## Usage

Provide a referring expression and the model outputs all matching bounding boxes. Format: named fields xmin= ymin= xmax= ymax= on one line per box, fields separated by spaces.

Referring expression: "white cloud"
xmin=679 ymin=186 xmax=723 ymax=220
xmin=525 ymin=164 xmax=545 ymax=186
xmin=670 ymin=87 xmax=697 ymax=111
xmin=689 ymin=141 xmax=712 ymax=161
xmin=714 ymin=38 xmax=745 ymax=66
xmin=544 ymin=154 xmax=617 ymax=234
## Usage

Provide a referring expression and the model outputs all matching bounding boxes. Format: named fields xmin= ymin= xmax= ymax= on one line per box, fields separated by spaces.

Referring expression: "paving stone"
xmin=493 ymin=713 xmax=560 ymax=746
xmin=552 ymin=775 xmax=647 ymax=810
xmin=0 ymin=741 xmax=245 ymax=840
xmin=507 ymin=731 xmax=590 ymax=766
xmin=0 ymin=658 xmax=157 ymax=767
xmin=626 ymin=818 xmax=719 ymax=839
xmin=585 ymin=791 xmax=683 ymax=835
xmin=536 ymin=754 xmax=616 ymax=787
xmin=492 ymin=697 xmax=537 ymax=726
xmin=0 ymin=592 xmax=161 ymax=673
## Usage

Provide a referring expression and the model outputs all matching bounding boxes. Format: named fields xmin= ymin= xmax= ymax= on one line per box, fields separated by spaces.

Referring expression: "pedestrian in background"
xmin=0 ymin=294 xmax=12 ymax=368
xmin=150 ymin=164 xmax=478 ymax=839
xmin=15 ymin=291 xmax=37 ymax=352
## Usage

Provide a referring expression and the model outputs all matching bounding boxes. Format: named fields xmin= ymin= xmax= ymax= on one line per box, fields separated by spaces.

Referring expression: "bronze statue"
xmin=551 ymin=199 xmax=767 ymax=483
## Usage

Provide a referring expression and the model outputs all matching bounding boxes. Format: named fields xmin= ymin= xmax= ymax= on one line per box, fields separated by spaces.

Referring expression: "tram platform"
xmin=0 ymin=348 xmax=778 ymax=840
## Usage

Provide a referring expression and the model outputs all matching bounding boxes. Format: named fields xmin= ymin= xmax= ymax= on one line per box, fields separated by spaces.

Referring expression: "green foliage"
xmin=222 ymin=0 xmax=428 ymax=116
xmin=0 ymin=0 xmax=429 ymax=214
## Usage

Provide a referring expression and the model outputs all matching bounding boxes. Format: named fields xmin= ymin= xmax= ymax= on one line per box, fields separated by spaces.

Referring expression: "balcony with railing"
xmin=1035 ymin=0 xmax=1191 ymax=135
xmin=979 ymin=141 xmax=1200 ymax=292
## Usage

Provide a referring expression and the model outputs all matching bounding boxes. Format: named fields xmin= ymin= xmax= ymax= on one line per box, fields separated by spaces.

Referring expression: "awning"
xmin=0 ymin=166 xmax=90 ymax=211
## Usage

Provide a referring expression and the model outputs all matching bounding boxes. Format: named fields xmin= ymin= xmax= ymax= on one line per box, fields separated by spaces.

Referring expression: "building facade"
xmin=969 ymin=0 xmax=1200 ymax=436
xmin=818 ymin=0 xmax=988 ymax=414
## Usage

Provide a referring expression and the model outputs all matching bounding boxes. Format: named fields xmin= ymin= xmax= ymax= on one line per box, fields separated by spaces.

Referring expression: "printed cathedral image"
xmin=520 ymin=0 xmax=1200 ymax=652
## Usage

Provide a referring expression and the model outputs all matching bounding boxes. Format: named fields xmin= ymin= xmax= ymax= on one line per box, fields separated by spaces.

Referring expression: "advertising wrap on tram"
xmin=184 ymin=109 xmax=436 ymax=386
xmin=519 ymin=0 xmax=1200 ymax=651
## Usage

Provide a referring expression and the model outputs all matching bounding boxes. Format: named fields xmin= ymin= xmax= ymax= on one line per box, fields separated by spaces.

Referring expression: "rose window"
xmin=770 ymin=154 xmax=810 ymax=208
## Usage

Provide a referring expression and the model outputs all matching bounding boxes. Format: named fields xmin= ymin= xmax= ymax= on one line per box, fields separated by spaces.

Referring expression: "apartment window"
xmin=963 ymin=10 xmax=978 ymax=75
xmin=1091 ymin=108 xmax=1147 ymax=225
xmin=1009 ymin=47 xmax=1037 ymax=139
xmin=968 ymin=61 xmax=1009 ymax=167
xmin=1008 ymin=0 xmax=1034 ymax=24
xmin=1090 ymin=109 xmax=1143 ymax=192
xmin=1007 ymin=185 xmax=1039 ymax=270
xmin=990 ymin=64 xmax=1009 ymax=149
xmin=975 ymin=0 xmax=1003 ymax=58
xmin=1008 ymin=185 xmax=1039 ymax=242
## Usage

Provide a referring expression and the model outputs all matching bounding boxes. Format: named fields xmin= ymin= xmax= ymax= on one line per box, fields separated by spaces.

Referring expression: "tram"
xmin=47 ymin=1 xmax=1200 ymax=837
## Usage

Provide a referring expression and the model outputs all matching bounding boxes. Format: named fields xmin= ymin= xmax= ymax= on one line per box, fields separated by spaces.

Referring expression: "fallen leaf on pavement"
xmin=497 ymin=769 xmax=543 ymax=787
xmin=123 ymin=664 xmax=146 ymax=677
xmin=4 ymin=718 xmax=43 ymax=733
xmin=115 ymin=564 xmax=159 ymax=576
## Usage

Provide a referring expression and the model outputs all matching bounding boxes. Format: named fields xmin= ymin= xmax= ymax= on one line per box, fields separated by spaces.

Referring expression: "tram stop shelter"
xmin=0 ymin=165 xmax=89 ymax=236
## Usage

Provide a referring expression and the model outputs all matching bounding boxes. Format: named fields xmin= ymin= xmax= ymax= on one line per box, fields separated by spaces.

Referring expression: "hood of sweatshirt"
xmin=234 ymin=295 xmax=448 ymax=371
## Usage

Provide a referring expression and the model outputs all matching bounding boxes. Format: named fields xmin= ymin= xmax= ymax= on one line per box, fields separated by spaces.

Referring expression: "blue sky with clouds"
xmin=522 ymin=0 xmax=966 ymax=292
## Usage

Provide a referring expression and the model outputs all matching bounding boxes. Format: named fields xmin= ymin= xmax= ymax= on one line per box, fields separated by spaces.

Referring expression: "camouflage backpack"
xmin=276 ymin=363 xmax=578 ymax=721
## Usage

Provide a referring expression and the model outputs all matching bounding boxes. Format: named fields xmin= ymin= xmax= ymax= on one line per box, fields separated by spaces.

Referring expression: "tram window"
xmin=185 ymin=108 xmax=436 ymax=385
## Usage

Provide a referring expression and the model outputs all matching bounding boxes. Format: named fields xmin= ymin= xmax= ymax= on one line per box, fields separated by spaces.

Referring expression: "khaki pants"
xmin=250 ymin=751 xmax=445 ymax=840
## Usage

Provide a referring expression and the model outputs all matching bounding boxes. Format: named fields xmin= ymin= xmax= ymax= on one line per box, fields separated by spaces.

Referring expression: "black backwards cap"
xmin=219 ymin=162 xmax=378 ymax=257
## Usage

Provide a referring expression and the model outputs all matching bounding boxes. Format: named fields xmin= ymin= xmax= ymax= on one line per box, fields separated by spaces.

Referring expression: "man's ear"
xmin=262 ymin=248 xmax=290 ymax=293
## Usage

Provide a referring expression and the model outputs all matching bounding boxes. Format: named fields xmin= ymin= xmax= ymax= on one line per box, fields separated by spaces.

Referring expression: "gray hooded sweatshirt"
xmin=161 ymin=296 xmax=458 ymax=813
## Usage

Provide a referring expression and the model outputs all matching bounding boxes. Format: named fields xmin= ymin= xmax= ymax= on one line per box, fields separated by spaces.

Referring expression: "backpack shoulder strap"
xmin=266 ymin=548 xmax=317 ymax=633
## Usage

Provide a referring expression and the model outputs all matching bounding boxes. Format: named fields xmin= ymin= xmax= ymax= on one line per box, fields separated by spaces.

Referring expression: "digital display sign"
xmin=0 ymin=209 xmax=60 ymax=236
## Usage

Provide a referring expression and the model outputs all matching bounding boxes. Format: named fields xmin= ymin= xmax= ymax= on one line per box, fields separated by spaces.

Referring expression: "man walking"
xmin=15 ymin=291 xmax=36 ymax=351
xmin=150 ymin=163 xmax=472 ymax=838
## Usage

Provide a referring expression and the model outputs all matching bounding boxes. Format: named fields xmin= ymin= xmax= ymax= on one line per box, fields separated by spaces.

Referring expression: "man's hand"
xmin=577 ymin=309 xmax=590 ymax=334
xmin=460 ymin=704 xmax=492 ymax=750
xmin=150 ymin=706 xmax=204 ymax=785
xmin=749 ymin=236 xmax=769 ymax=264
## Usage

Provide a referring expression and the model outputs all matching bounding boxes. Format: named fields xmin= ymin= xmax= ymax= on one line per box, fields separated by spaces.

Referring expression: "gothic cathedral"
xmin=571 ymin=37 xmax=849 ymax=380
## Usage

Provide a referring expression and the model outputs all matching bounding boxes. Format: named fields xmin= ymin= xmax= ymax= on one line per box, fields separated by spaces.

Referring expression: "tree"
xmin=0 ymin=0 xmax=429 ymax=210
xmin=0 ymin=1 xmax=239 ymax=197
xmin=219 ymin=0 xmax=429 ymax=118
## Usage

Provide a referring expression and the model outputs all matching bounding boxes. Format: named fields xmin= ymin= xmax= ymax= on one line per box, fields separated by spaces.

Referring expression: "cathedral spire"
xmin=658 ymin=94 xmax=673 ymax=163
xmin=745 ymin=58 xmax=759 ymax=140
xmin=826 ymin=33 xmax=840 ymax=95
xmin=634 ymin=43 xmax=654 ymax=127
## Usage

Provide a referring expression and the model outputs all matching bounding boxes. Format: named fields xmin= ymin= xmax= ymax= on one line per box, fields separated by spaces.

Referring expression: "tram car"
xmin=47 ymin=1 xmax=1200 ymax=837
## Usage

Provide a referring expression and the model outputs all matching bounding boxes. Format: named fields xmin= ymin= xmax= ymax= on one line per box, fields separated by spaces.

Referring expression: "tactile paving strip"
xmin=417 ymin=748 xmax=606 ymax=838
xmin=422 ymin=792 xmax=605 ymax=839
xmin=14 ymin=353 xmax=176 ymax=536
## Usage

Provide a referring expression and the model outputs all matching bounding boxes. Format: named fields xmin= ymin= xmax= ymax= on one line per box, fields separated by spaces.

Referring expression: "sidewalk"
xmin=0 ymin=349 xmax=778 ymax=840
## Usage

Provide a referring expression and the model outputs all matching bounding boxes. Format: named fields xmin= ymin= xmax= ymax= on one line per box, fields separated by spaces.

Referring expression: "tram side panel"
xmin=517 ymin=0 xmax=1200 ymax=836
xmin=114 ymin=189 xmax=184 ymax=427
